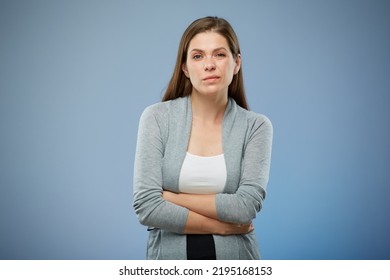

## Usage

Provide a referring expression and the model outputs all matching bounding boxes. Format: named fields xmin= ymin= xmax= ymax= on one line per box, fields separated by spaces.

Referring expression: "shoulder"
xmin=234 ymin=103 xmax=273 ymax=133
xmin=243 ymin=108 xmax=272 ymax=125
xmin=140 ymin=97 xmax=187 ymax=121
xmin=140 ymin=100 xmax=169 ymax=120
xmin=233 ymin=106 xmax=273 ymax=152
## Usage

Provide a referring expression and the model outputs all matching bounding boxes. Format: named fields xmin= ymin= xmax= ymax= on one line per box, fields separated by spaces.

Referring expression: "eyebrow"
xmin=189 ymin=47 xmax=228 ymax=53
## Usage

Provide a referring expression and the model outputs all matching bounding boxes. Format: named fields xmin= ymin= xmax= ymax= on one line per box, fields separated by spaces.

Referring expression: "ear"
xmin=182 ymin=63 xmax=189 ymax=78
xmin=233 ymin=54 xmax=241 ymax=75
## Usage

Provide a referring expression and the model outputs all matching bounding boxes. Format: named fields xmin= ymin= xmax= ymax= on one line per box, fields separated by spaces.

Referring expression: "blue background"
xmin=1 ymin=0 xmax=389 ymax=259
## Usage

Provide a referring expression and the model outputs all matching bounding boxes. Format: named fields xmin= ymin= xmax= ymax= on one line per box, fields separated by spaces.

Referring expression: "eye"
xmin=192 ymin=54 xmax=203 ymax=60
xmin=215 ymin=53 xmax=226 ymax=58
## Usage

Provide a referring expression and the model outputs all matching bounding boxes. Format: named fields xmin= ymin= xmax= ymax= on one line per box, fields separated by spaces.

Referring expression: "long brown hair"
xmin=162 ymin=16 xmax=249 ymax=110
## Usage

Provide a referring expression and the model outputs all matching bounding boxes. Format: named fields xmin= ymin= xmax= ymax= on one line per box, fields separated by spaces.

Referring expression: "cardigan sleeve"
xmin=216 ymin=114 xmax=273 ymax=224
xmin=132 ymin=105 xmax=189 ymax=233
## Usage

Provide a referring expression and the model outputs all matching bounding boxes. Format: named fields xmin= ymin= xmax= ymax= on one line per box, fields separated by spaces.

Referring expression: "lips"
xmin=203 ymin=75 xmax=220 ymax=81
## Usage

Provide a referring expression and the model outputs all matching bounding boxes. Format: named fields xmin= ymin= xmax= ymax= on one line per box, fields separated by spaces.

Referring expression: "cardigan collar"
xmin=182 ymin=95 xmax=239 ymax=194
xmin=163 ymin=95 xmax=242 ymax=194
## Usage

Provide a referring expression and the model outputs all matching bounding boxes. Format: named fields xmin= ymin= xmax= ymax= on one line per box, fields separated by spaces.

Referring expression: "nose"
xmin=203 ymin=56 xmax=216 ymax=71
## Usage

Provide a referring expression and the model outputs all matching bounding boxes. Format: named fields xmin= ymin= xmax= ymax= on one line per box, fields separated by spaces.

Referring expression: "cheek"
xmin=186 ymin=65 xmax=202 ymax=79
xmin=223 ymin=63 xmax=236 ymax=78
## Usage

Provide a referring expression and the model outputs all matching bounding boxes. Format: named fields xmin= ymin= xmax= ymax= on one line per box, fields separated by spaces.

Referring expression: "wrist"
xmin=201 ymin=216 xmax=226 ymax=235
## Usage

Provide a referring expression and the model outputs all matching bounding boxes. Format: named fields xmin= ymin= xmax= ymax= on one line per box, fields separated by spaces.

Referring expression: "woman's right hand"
xmin=216 ymin=221 xmax=254 ymax=235
xmin=184 ymin=210 xmax=253 ymax=235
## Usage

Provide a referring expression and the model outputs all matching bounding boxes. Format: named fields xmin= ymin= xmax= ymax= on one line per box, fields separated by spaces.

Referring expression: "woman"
xmin=133 ymin=16 xmax=273 ymax=260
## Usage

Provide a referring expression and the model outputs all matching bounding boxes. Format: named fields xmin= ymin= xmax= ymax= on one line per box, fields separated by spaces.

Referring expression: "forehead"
xmin=188 ymin=31 xmax=229 ymax=52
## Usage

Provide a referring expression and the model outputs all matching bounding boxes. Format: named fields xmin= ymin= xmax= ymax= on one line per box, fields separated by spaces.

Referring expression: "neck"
xmin=190 ymin=92 xmax=228 ymax=123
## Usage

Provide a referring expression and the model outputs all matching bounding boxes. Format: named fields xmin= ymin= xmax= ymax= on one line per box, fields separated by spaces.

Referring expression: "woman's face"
xmin=182 ymin=31 xmax=241 ymax=98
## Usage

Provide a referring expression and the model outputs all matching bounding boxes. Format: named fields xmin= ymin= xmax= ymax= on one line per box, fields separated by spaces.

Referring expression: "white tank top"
xmin=178 ymin=152 xmax=227 ymax=194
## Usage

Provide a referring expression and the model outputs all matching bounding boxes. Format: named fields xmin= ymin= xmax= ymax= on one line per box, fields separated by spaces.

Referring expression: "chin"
xmin=194 ymin=86 xmax=227 ymax=97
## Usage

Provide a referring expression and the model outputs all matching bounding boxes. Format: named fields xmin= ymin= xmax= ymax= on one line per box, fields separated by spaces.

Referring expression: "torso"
xmin=187 ymin=116 xmax=223 ymax=156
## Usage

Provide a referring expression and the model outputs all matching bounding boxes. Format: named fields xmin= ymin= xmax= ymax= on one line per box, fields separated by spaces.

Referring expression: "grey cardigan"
xmin=133 ymin=96 xmax=273 ymax=259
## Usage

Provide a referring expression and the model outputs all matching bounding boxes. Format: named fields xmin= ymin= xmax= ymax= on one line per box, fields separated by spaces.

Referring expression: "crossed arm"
xmin=133 ymin=108 xmax=252 ymax=235
xmin=162 ymin=191 xmax=253 ymax=235
xmin=134 ymin=107 xmax=272 ymax=236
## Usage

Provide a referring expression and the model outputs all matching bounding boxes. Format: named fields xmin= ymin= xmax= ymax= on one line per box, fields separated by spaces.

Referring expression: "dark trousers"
xmin=186 ymin=234 xmax=216 ymax=260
